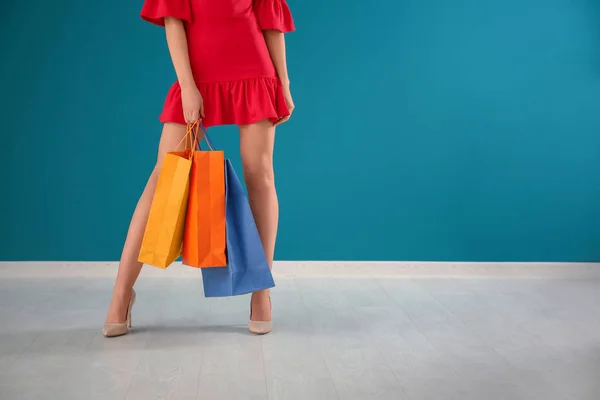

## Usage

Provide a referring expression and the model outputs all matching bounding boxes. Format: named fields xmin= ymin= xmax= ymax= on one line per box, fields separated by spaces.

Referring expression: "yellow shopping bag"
xmin=138 ymin=125 xmax=196 ymax=268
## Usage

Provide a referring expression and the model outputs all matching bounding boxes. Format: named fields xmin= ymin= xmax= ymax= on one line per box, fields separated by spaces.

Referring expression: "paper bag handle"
xmin=172 ymin=122 xmax=199 ymax=159
xmin=173 ymin=121 xmax=216 ymax=156
xmin=193 ymin=123 xmax=215 ymax=151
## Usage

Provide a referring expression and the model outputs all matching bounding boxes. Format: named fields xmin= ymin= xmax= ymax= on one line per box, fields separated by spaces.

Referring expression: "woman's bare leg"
xmin=239 ymin=119 xmax=278 ymax=322
xmin=105 ymin=122 xmax=189 ymax=324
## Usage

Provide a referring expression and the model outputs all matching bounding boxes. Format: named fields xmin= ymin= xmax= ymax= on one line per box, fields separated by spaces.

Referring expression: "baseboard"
xmin=0 ymin=261 xmax=599 ymax=279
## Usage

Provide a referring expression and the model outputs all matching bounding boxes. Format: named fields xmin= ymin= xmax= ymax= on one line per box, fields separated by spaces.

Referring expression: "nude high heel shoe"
xmin=248 ymin=296 xmax=272 ymax=335
xmin=103 ymin=289 xmax=136 ymax=338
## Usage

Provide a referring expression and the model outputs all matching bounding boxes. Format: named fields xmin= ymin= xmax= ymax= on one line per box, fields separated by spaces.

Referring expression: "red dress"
xmin=140 ymin=0 xmax=295 ymax=128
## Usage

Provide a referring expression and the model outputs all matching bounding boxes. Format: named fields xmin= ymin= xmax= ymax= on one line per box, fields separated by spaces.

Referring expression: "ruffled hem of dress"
xmin=159 ymin=77 xmax=290 ymax=128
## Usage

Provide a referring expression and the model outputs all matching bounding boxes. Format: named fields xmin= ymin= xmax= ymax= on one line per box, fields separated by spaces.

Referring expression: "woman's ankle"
xmin=252 ymin=290 xmax=270 ymax=304
xmin=112 ymin=285 xmax=133 ymax=298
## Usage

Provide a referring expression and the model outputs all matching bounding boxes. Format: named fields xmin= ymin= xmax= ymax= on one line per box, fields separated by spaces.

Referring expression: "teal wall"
xmin=2 ymin=0 xmax=600 ymax=262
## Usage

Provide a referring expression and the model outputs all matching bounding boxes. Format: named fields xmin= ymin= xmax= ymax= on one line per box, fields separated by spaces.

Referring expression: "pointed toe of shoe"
xmin=248 ymin=320 xmax=273 ymax=335
xmin=103 ymin=323 xmax=129 ymax=338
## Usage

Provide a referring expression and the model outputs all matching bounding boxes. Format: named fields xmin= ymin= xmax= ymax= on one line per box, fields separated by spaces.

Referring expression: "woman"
xmin=103 ymin=0 xmax=295 ymax=337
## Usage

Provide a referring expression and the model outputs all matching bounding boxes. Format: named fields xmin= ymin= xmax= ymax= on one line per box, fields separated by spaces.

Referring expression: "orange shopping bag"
xmin=182 ymin=124 xmax=227 ymax=268
xmin=138 ymin=126 xmax=195 ymax=269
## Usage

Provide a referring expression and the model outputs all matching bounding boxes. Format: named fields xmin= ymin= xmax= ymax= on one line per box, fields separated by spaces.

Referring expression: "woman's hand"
xmin=275 ymin=83 xmax=294 ymax=127
xmin=181 ymin=84 xmax=205 ymax=124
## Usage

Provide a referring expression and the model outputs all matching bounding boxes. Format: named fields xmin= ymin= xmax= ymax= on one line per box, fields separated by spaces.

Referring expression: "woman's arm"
xmin=164 ymin=17 xmax=194 ymax=87
xmin=263 ymin=30 xmax=294 ymax=125
xmin=263 ymin=30 xmax=289 ymax=85
xmin=164 ymin=17 xmax=204 ymax=124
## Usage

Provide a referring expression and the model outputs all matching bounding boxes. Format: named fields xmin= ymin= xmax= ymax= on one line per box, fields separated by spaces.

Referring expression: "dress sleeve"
xmin=140 ymin=0 xmax=192 ymax=27
xmin=253 ymin=0 xmax=295 ymax=33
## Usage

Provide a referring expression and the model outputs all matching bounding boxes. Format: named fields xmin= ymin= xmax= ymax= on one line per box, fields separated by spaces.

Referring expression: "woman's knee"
xmin=243 ymin=158 xmax=275 ymax=191
xmin=238 ymin=119 xmax=276 ymax=192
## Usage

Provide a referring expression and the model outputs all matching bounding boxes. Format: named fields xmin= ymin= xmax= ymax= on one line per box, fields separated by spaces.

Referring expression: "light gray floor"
xmin=0 ymin=276 xmax=599 ymax=400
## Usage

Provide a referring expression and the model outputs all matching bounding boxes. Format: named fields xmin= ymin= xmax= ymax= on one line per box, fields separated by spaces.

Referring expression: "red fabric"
xmin=140 ymin=0 xmax=192 ymax=26
xmin=140 ymin=0 xmax=295 ymax=128
xmin=253 ymin=0 xmax=295 ymax=32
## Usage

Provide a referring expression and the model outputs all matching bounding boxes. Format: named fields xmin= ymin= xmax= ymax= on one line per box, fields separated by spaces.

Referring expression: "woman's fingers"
xmin=190 ymin=109 xmax=199 ymax=123
xmin=274 ymin=115 xmax=290 ymax=127
xmin=184 ymin=109 xmax=200 ymax=124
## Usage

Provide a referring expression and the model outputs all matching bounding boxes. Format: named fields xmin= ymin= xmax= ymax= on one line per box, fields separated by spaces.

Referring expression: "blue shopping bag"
xmin=199 ymin=128 xmax=275 ymax=297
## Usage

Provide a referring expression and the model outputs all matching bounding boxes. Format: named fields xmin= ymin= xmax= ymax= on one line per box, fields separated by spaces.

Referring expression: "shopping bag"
xmin=138 ymin=127 xmax=195 ymax=269
xmin=201 ymin=127 xmax=275 ymax=296
xmin=182 ymin=124 xmax=227 ymax=268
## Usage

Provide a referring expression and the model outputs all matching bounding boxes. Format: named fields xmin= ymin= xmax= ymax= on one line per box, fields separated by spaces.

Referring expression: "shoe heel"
xmin=127 ymin=290 xmax=136 ymax=329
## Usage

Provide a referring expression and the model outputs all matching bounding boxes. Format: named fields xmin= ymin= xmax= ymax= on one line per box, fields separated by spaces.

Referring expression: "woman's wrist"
xmin=179 ymin=80 xmax=196 ymax=91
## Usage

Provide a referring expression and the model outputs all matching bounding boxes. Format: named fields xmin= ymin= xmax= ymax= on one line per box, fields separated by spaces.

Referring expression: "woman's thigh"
xmin=238 ymin=119 xmax=276 ymax=174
